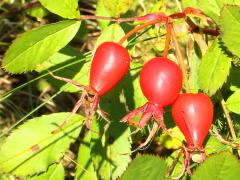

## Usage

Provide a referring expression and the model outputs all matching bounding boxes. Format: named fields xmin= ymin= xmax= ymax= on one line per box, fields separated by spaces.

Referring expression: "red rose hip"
xmin=90 ymin=42 xmax=130 ymax=96
xmin=172 ymin=93 xmax=214 ymax=174
xmin=122 ymin=57 xmax=182 ymax=129
xmin=51 ymin=41 xmax=130 ymax=129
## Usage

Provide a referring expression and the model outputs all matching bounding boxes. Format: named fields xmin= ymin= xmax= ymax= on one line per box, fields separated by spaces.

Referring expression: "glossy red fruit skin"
xmin=172 ymin=93 xmax=213 ymax=148
xmin=140 ymin=57 xmax=182 ymax=107
xmin=90 ymin=42 xmax=130 ymax=96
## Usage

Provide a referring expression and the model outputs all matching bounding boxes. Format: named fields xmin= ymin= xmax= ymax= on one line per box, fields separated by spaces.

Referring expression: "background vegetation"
xmin=0 ymin=0 xmax=240 ymax=179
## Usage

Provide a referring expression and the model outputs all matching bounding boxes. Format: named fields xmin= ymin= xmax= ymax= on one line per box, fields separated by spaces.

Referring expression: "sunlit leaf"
xmin=39 ymin=0 xmax=80 ymax=19
xmin=182 ymin=0 xmax=240 ymax=22
xmin=36 ymin=46 xmax=91 ymax=92
xmin=0 ymin=113 xmax=84 ymax=176
xmin=103 ymin=0 xmax=133 ymax=17
xmin=26 ymin=6 xmax=49 ymax=19
xmin=226 ymin=90 xmax=240 ymax=114
xmin=122 ymin=155 xmax=168 ymax=180
xmin=95 ymin=23 xmax=127 ymax=47
xmin=26 ymin=163 xmax=65 ymax=180
xmin=198 ymin=39 xmax=231 ymax=96
xmin=3 ymin=20 xmax=81 ymax=73
xmin=220 ymin=5 xmax=240 ymax=57
xmin=74 ymin=132 xmax=97 ymax=180
xmin=96 ymin=0 xmax=111 ymax=29
xmin=192 ymin=151 xmax=240 ymax=179
xmin=159 ymin=127 xmax=185 ymax=150
xmin=91 ymin=120 xmax=131 ymax=180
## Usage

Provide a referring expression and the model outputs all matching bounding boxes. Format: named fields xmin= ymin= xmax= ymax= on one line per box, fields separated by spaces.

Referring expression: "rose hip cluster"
xmin=82 ymin=41 xmax=213 ymax=174
xmin=52 ymin=8 xmax=214 ymax=175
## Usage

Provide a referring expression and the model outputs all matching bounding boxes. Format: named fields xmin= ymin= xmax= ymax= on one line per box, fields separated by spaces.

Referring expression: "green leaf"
xmin=182 ymin=0 xmax=240 ymax=23
xmin=0 ymin=173 xmax=15 ymax=180
xmin=228 ymin=67 xmax=240 ymax=89
xmin=95 ymin=23 xmax=127 ymax=47
xmin=204 ymin=135 xmax=230 ymax=155
xmin=103 ymin=0 xmax=133 ymax=17
xmin=26 ymin=163 xmax=65 ymax=180
xmin=74 ymin=132 xmax=97 ymax=180
xmin=3 ymin=20 xmax=81 ymax=73
xmin=124 ymin=63 xmax=146 ymax=108
xmin=36 ymin=46 xmax=91 ymax=92
xmin=96 ymin=0 xmax=111 ymax=29
xmin=220 ymin=5 xmax=240 ymax=57
xmin=26 ymin=6 xmax=49 ymax=19
xmin=91 ymin=120 xmax=131 ymax=180
xmin=198 ymin=39 xmax=231 ymax=96
xmin=192 ymin=151 xmax=240 ymax=179
xmin=159 ymin=127 xmax=185 ymax=150
xmin=226 ymin=90 xmax=240 ymax=114
xmin=0 ymin=113 xmax=84 ymax=176
xmin=39 ymin=0 xmax=80 ymax=19
xmin=165 ymin=150 xmax=185 ymax=178
xmin=122 ymin=155 xmax=168 ymax=180
xmin=189 ymin=42 xmax=201 ymax=93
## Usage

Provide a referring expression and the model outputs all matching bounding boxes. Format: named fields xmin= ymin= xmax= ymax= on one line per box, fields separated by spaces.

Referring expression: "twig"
xmin=210 ymin=130 xmax=240 ymax=149
xmin=118 ymin=19 xmax=162 ymax=45
xmin=163 ymin=21 xmax=172 ymax=58
xmin=193 ymin=33 xmax=208 ymax=53
xmin=220 ymin=97 xmax=240 ymax=157
xmin=170 ymin=24 xmax=191 ymax=93
xmin=165 ymin=148 xmax=184 ymax=177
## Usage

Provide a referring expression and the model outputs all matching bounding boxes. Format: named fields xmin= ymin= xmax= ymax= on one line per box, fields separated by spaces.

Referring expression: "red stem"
xmin=163 ymin=21 xmax=172 ymax=58
xmin=118 ymin=18 xmax=169 ymax=45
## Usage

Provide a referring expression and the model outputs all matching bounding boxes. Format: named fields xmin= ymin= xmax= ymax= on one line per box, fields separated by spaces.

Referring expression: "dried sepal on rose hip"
xmin=171 ymin=93 xmax=214 ymax=174
xmin=51 ymin=41 xmax=130 ymax=130
xmin=122 ymin=57 xmax=182 ymax=130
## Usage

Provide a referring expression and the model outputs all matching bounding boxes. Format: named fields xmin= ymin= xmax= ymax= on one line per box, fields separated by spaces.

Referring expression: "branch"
xmin=170 ymin=23 xmax=191 ymax=93
xmin=220 ymin=96 xmax=240 ymax=157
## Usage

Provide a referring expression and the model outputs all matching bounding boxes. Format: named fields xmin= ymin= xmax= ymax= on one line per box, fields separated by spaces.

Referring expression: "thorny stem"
xmin=170 ymin=24 xmax=191 ymax=93
xmin=220 ymin=97 xmax=240 ymax=157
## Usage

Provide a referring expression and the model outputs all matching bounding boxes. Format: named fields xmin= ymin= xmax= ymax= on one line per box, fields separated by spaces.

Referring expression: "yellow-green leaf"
xmin=39 ymin=0 xmax=80 ymax=19
xmin=198 ymin=39 xmax=231 ymax=96
xmin=226 ymin=90 xmax=240 ymax=114
xmin=192 ymin=151 xmax=240 ymax=179
xmin=220 ymin=5 xmax=240 ymax=57
xmin=159 ymin=127 xmax=185 ymax=150
xmin=122 ymin=155 xmax=168 ymax=180
xmin=3 ymin=20 xmax=81 ymax=73
xmin=0 ymin=113 xmax=84 ymax=176
xmin=103 ymin=0 xmax=133 ymax=17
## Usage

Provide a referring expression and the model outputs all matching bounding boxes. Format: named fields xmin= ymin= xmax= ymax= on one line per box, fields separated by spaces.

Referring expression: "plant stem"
xmin=118 ymin=19 xmax=162 ymax=45
xmin=170 ymin=24 xmax=191 ymax=93
xmin=163 ymin=22 xmax=172 ymax=58
xmin=79 ymin=15 xmax=139 ymax=22
xmin=220 ymin=97 xmax=240 ymax=157
xmin=193 ymin=33 xmax=208 ymax=53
